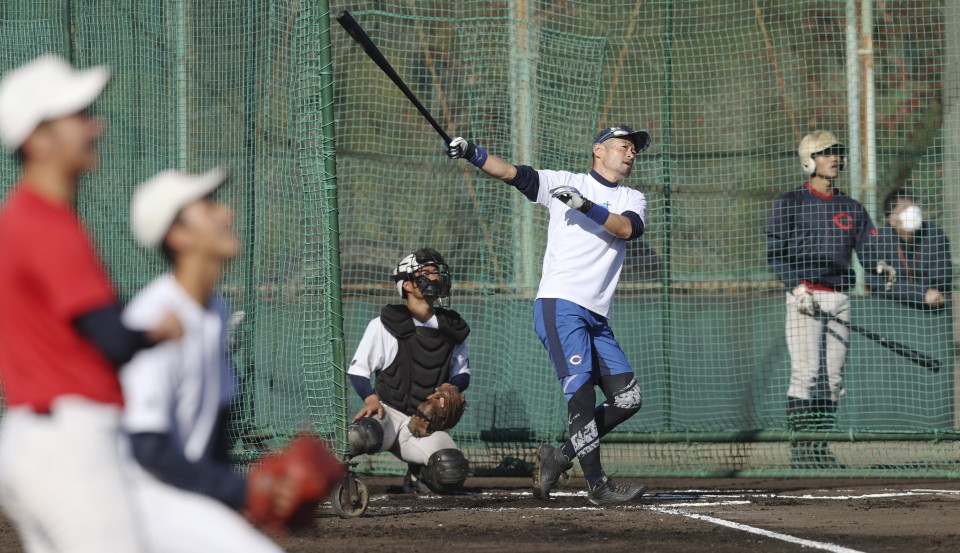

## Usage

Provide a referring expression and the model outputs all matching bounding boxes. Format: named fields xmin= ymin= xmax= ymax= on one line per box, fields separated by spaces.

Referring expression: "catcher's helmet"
xmin=392 ymin=247 xmax=451 ymax=300
xmin=798 ymin=130 xmax=846 ymax=176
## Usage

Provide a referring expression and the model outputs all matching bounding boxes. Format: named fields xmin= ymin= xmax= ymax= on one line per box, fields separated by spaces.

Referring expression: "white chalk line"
xmin=497 ymin=489 xmax=960 ymax=501
xmin=648 ymin=506 xmax=867 ymax=553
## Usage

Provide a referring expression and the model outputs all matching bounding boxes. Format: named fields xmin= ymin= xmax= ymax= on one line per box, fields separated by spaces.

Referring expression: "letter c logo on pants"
xmin=569 ymin=354 xmax=583 ymax=365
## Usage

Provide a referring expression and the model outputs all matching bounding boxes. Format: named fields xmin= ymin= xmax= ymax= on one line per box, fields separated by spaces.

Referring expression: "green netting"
xmin=2 ymin=0 xmax=959 ymax=477
xmin=0 ymin=0 xmax=345 ymax=455
xmin=330 ymin=0 xmax=960 ymax=477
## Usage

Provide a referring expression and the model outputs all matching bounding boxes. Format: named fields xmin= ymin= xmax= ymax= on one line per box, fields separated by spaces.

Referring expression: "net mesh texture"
xmin=1 ymin=0 xmax=958 ymax=477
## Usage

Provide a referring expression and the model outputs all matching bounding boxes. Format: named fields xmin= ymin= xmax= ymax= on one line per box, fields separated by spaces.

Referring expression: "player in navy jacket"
xmin=766 ymin=130 xmax=879 ymax=469
xmin=866 ymin=188 xmax=952 ymax=309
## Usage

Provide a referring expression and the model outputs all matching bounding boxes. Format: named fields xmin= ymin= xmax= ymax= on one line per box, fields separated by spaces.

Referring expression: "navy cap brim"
xmin=595 ymin=128 xmax=651 ymax=152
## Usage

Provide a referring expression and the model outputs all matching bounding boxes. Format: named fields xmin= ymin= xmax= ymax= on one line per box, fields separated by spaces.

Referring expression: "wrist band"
xmin=580 ymin=200 xmax=610 ymax=226
xmin=468 ymin=145 xmax=488 ymax=168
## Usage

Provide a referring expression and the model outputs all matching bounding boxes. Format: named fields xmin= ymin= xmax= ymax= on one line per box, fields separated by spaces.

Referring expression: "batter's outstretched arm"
xmin=446 ymin=137 xmax=642 ymax=240
xmin=446 ymin=136 xmax=517 ymax=181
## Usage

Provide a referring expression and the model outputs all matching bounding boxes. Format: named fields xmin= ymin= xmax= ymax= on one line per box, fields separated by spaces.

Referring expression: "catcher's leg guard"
xmin=347 ymin=417 xmax=384 ymax=457
xmin=420 ymin=449 xmax=468 ymax=494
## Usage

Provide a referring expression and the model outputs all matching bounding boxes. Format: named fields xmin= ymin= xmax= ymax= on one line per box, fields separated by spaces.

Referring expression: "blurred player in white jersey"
xmin=446 ymin=126 xmax=649 ymax=504
xmin=121 ymin=169 xmax=285 ymax=552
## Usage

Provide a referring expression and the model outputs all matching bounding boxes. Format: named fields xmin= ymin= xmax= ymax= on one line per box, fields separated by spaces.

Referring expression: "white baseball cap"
xmin=130 ymin=168 xmax=228 ymax=248
xmin=0 ymin=54 xmax=111 ymax=151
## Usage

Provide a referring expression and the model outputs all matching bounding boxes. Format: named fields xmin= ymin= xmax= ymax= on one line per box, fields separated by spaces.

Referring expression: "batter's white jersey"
xmin=348 ymin=314 xmax=470 ymax=381
xmin=533 ymin=170 xmax=647 ymax=317
xmin=121 ymin=274 xmax=234 ymax=461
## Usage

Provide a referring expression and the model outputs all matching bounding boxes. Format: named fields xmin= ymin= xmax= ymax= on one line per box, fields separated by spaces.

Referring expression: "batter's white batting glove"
xmin=550 ymin=185 xmax=587 ymax=210
xmin=791 ymin=283 xmax=816 ymax=317
xmin=876 ymin=261 xmax=897 ymax=292
xmin=446 ymin=137 xmax=487 ymax=167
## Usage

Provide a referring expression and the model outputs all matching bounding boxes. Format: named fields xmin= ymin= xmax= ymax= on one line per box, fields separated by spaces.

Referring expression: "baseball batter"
xmin=121 ymin=168 xmax=323 ymax=551
xmin=446 ymin=126 xmax=649 ymax=504
xmin=0 ymin=55 xmax=181 ymax=553
xmin=765 ymin=130 xmax=879 ymax=469
xmin=347 ymin=248 xmax=472 ymax=494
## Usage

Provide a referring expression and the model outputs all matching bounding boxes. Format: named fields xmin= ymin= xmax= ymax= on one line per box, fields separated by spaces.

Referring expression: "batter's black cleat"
xmin=587 ymin=474 xmax=647 ymax=505
xmin=533 ymin=444 xmax=574 ymax=500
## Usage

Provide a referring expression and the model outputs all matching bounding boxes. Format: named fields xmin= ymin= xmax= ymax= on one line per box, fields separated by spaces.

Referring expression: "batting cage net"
xmin=2 ymin=0 xmax=960 ymax=477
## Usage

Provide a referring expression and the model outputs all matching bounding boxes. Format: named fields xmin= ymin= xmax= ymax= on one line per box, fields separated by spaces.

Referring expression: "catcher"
xmin=347 ymin=248 xmax=471 ymax=494
xmin=121 ymin=169 xmax=343 ymax=551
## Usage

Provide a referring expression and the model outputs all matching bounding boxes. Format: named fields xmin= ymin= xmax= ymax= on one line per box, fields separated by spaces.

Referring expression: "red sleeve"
xmin=32 ymin=218 xmax=116 ymax=319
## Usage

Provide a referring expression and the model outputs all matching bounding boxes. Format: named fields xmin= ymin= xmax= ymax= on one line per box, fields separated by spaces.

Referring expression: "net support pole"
xmin=851 ymin=0 xmax=878 ymax=295
xmin=316 ymin=0 xmax=348 ymax=451
xmin=238 ymin=0 xmax=260 ymax=439
xmin=846 ymin=0 xmax=865 ymax=294
xmin=859 ymin=0 xmax=878 ymax=224
xmin=660 ymin=0 xmax=674 ymax=431
xmin=62 ymin=0 xmax=73 ymax=62
xmin=510 ymin=0 xmax=538 ymax=294
xmin=943 ymin=3 xmax=960 ymax=429
xmin=174 ymin=0 xmax=189 ymax=168
xmin=844 ymin=0 xmax=862 ymax=222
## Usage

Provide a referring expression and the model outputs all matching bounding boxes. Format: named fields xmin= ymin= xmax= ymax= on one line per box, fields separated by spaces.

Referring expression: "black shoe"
xmin=533 ymin=444 xmax=573 ymax=500
xmin=790 ymin=442 xmax=818 ymax=470
xmin=402 ymin=464 xmax=430 ymax=494
xmin=812 ymin=442 xmax=846 ymax=470
xmin=587 ymin=474 xmax=647 ymax=505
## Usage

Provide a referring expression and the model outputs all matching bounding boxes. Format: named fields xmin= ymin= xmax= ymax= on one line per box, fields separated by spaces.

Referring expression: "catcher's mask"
xmin=392 ymin=248 xmax=451 ymax=302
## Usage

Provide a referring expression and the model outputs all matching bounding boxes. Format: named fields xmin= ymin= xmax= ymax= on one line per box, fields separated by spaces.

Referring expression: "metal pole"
xmin=942 ymin=2 xmax=960 ymax=429
xmin=844 ymin=0 xmax=862 ymax=210
xmin=316 ymin=0 xmax=347 ymax=451
xmin=62 ymin=0 xmax=73 ymax=62
xmin=860 ymin=0 xmax=878 ymax=224
xmin=660 ymin=0 xmax=674 ymax=432
xmin=238 ymin=0 xmax=260 ymax=443
xmin=510 ymin=0 xmax=538 ymax=294
xmin=174 ymin=0 xmax=189 ymax=168
xmin=847 ymin=0 xmax=865 ymax=294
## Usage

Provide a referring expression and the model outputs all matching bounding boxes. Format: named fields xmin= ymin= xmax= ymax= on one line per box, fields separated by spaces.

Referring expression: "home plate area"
xmin=3 ymin=477 xmax=958 ymax=552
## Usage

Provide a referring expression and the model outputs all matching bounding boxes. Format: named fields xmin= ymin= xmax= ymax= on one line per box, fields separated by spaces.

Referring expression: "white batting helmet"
xmin=798 ymin=130 xmax=846 ymax=176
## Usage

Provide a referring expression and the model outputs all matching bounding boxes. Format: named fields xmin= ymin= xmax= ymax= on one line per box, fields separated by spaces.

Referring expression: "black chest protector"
xmin=374 ymin=305 xmax=470 ymax=416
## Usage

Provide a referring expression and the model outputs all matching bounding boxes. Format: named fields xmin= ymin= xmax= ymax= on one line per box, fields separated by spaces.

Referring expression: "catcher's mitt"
xmin=407 ymin=383 xmax=466 ymax=438
xmin=245 ymin=434 xmax=345 ymax=532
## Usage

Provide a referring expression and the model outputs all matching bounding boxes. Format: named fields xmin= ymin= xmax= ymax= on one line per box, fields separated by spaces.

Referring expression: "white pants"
xmin=786 ymin=291 xmax=851 ymax=402
xmin=0 ymin=397 xmax=147 ymax=553
xmin=374 ymin=404 xmax=458 ymax=465
xmin=132 ymin=470 xmax=282 ymax=553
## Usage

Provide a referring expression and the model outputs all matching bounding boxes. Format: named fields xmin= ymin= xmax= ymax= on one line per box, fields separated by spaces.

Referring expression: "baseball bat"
xmin=336 ymin=10 xmax=452 ymax=144
xmin=812 ymin=305 xmax=941 ymax=373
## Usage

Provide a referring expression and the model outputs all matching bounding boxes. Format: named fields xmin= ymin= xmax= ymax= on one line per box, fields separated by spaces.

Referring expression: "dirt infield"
xmin=2 ymin=477 xmax=959 ymax=552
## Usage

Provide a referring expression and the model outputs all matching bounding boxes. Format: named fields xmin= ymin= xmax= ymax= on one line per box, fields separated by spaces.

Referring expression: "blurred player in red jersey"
xmin=0 ymin=55 xmax=181 ymax=553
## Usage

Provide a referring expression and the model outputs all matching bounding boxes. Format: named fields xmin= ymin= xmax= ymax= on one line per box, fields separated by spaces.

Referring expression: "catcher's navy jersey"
xmin=766 ymin=184 xmax=878 ymax=291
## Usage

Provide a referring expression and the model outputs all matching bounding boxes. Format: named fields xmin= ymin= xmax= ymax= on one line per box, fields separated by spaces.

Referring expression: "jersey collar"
xmin=589 ymin=169 xmax=619 ymax=188
xmin=804 ymin=182 xmax=834 ymax=201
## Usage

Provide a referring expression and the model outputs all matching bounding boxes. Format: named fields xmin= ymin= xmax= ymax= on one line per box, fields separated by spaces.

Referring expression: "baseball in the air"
xmin=899 ymin=204 xmax=923 ymax=232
